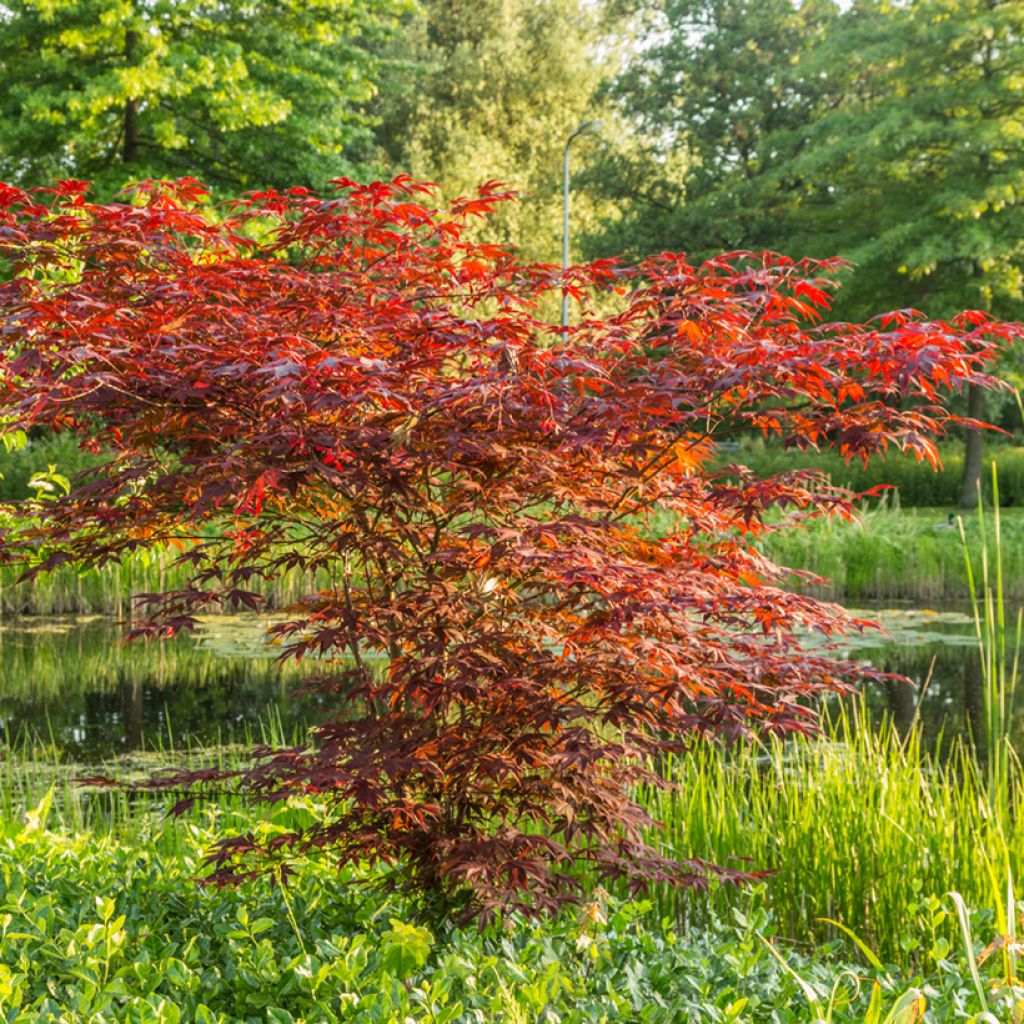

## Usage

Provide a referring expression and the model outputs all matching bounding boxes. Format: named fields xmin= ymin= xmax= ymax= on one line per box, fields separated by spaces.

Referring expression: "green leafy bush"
xmin=722 ymin=440 xmax=1024 ymax=507
xmin=0 ymin=432 xmax=102 ymax=502
xmin=0 ymin=796 xmax=1018 ymax=1023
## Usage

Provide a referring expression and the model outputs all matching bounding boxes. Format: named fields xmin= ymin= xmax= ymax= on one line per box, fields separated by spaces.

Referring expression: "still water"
xmin=0 ymin=616 xmax=330 ymax=762
xmin=0 ymin=609 xmax=1000 ymax=765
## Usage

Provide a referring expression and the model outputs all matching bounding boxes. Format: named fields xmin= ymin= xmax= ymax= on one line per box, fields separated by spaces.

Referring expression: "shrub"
xmin=722 ymin=440 xmax=1024 ymax=507
xmin=0 ymin=177 xmax=1015 ymax=918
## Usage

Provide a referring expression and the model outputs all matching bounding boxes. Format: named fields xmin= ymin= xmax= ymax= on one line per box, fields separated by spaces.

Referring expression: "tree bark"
xmin=122 ymin=29 xmax=139 ymax=165
xmin=959 ymin=382 xmax=985 ymax=509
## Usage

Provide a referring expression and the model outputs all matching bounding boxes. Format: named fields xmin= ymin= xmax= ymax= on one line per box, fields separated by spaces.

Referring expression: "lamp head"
xmin=568 ymin=119 xmax=603 ymax=143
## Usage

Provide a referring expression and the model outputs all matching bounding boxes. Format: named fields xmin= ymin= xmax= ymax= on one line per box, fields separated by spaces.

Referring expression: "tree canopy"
xmin=595 ymin=0 xmax=1024 ymax=503
xmin=0 ymin=0 xmax=405 ymax=192
xmin=0 ymin=178 xmax=1014 ymax=916
xmin=597 ymin=0 xmax=1024 ymax=321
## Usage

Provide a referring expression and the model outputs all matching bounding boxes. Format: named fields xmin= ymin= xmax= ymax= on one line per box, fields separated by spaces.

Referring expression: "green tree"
xmin=0 ymin=0 xmax=405 ymax=192
xmin=592 ymin=0 xmax=841 ymax=258
xmin=367 ymin=0 xmax=621 ymax=263
xmin=782 ymin=0 xmax=1024 ymax=505
xmin=601 ymin=0 xmax=1024 ymax=504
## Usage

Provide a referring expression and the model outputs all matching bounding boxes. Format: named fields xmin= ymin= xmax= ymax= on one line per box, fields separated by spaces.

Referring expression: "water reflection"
xmin=0 ymin=616 xmax=327 ymax=762
xmin=828 ymin=607 xmax=996 ymax=757
xmin=0 ymin=608 xmax=1007 ymax=765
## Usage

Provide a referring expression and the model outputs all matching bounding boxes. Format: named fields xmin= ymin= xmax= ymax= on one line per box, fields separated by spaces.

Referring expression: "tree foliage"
xmin=594 ymin=0 xmax=842 ymax=259
xmin=0 ymin=0 xmax=405 ymax=192
xmin=367 ymin=0 xmax=617 ymax=262
xmin=0 ymin=178 xmax=1014 ymax=918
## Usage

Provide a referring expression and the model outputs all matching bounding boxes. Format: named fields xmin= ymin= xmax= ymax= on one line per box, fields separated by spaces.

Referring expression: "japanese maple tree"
xmin=0 ymin=177 xmax=1015 ymax=918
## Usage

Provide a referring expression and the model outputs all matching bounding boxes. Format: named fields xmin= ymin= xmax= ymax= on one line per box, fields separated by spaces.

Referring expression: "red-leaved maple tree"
xmin=0 ymin=177 xmax=1016 ymax=917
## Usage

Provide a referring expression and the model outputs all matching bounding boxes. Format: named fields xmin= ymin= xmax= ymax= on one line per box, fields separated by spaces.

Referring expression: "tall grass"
xmin=761 ymin=500 xmax=1024 ymax=602
xmin=641 ymin=713 xmax=1020 ymax=964
xmin=647 ymin=498 xmax=1024 ymax=602
xmin=0 ymin=549 xmax=328 ymax=616
xmin=960 ymin=464 xmax=1023 ymax=821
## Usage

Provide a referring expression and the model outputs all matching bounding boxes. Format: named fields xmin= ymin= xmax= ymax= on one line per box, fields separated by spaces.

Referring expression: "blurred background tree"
xmin=0 ymin=0 xmax=407 ymax=192
xmin=356 ymin=0 xmax=625 ymax=263
xmin=589 ymin=0 xmax=1024 ymax=503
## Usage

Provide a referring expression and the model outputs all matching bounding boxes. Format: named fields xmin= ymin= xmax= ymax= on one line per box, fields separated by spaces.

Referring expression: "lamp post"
xmin=562 ymin=119 xmax=601 ymax=340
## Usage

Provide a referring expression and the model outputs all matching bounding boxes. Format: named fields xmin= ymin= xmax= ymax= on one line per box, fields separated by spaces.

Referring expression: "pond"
xmin=0 ymin=616 xmax=329 ymax=763
xmin=0 ymin=608 xmax=1006 ymax=766
xmin=827 ymin=606 xmax=995 ymax=755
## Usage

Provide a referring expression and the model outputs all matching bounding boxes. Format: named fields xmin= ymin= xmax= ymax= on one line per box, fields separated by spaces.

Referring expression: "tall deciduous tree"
xmin=0 ymin=0 xmax=405 ymax=192
xmin=367 ymin=0 xmax=619 ymax=262
xmin=0 ymin=178 xmax=1012 ymax=918
xmin=789 ymin=0 xmax=1024 ymax=505
xmin=593 ymin=0 xmax=842 ymax=259
xmin=599 ymin=0 xmax=1024 ymax=503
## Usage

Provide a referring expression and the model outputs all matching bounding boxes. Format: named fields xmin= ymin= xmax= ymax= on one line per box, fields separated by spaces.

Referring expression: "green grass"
xmin=756 ymin=503 xmax=1024 ymax=602
xmin=2 ymin=503 xmax=1017 ymax=614
xmin=717 ymin=438 xmax=1024 ymax=508
xmin=0 ymin=550 xmax=321 ymax=617
xmin=641 ymin=709 xmax=1020 ymax=966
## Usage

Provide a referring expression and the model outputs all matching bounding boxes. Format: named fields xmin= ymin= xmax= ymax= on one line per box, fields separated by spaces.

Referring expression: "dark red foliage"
xmin=0 ymin=177 xmax=1016 ymax=918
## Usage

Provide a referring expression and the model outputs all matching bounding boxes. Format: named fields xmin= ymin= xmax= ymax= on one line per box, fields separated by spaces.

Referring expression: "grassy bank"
xmin=757 ymin=504 xmax=1024 ymax=602
xmin=2 ymin=433 xmax=1022 ymax=614
xmin=717 ymin=440 xmax=1024 ymax=508
xmin=0 ymin=552 xmax=320 ymax=617
xmin=1 ymin=504 xmax=1020 ymax=615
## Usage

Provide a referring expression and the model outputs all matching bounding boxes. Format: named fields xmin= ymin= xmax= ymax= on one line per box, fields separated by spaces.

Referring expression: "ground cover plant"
xmin=0 ymin=176 xmax=1018 ymax=922
xmin=2 ymin=783 xmax=1023 ymax=1023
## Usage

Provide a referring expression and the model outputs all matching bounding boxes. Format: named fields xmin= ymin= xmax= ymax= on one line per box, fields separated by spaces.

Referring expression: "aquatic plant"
xmin=641 ymin=709 xmax=1024 ymax=964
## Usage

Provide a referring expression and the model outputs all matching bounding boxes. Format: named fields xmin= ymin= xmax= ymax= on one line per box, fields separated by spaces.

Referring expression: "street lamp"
xmin=562 ymin=119 xmax=602 ymax=340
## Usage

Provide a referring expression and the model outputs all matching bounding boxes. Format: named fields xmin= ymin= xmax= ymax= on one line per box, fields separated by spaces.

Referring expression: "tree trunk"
xmin=959 ymin=382 xmax=985 ymax=509
xmin=122 ymin=29 xmax=139 ymax=165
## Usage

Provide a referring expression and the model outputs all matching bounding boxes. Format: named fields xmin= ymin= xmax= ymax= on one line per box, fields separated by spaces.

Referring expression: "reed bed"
xmin=0 ymin=551 xmax=328 ymax=616
xmin=641 ymin=475 xmax=1024 ymax=964
xmin=641 ymin=711 xmax=1019 ymax=964
xmin=6 ymin=504 xmax=1024 ymax=616
xmin=761 ymin=503 xmax=1024 ymax=602
xmin=644 ymin=500 xmax=1024 ymax=602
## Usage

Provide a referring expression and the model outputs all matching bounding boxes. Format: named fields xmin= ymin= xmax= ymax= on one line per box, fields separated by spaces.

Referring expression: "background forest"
xmin=2 ymin=0 xmax=1022 ymax=504
xmin=3 ymin=0 xmax=1021 ymax=299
